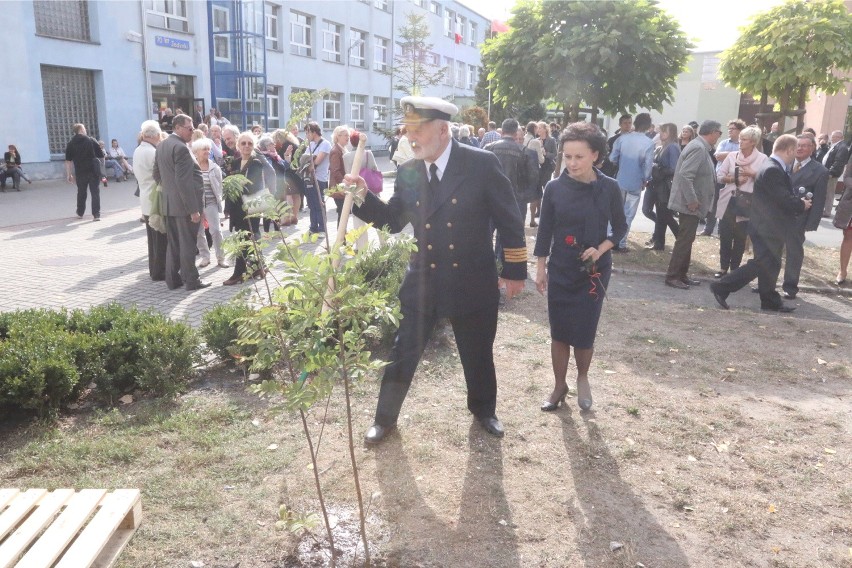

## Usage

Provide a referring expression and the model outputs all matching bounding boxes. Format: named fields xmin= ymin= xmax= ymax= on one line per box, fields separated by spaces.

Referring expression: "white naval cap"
xmin=400 ymin=96 xmax=458 ymax=124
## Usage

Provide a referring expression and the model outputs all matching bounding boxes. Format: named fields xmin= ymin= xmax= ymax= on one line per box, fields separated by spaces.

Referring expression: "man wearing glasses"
xmin=665 ymin=120 xmax=722 ymax=290
xmin=153 ymin=114 xmax=210 ymax=291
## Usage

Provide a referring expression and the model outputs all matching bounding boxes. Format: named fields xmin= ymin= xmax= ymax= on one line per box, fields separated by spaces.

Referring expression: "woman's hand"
xmin=536 ymin=263 xmax=548 ymax=295
xmin=580 ymin=247 xmax=601 ymax=263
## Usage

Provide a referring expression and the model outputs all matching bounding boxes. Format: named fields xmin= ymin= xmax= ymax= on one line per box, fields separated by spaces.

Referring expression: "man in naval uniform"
xmin=349 ymin=96 xmax=528 ymax=444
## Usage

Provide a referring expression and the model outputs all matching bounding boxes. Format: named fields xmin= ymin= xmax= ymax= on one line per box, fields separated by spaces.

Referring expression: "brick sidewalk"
xmin=0 ymin=199 xmax=385 ymax=326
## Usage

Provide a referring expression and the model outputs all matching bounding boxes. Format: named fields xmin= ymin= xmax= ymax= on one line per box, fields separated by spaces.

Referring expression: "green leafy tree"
xmin=719 ymin=0 xmax=852 ymax=133
xmin=482 ymin=0 xmax=692 ymax=121
xmin=373 ymin=11 xmax=447 ymax=142
xmin=393 ymin=12 xmax=445 ymax=97
xmin=287 ymin=88 xmax=329 ymax=130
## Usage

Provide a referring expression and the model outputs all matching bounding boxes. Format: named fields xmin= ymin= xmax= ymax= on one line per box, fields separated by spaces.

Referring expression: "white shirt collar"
xmin=795 ymin=157 xmax=810 ymax=168
xmin=425 ymin=139 xmax=453 ymax=181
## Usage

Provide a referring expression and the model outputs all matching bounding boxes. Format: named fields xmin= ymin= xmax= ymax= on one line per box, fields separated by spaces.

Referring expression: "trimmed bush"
xmin=0 ymin=303 xmax=202 ymax=413
xmin=199 ymin=303 xmax=256 ymax=361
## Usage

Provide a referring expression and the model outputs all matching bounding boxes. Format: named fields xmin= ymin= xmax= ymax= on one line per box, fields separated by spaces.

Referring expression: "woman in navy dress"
xmin=534 ymin=122 xmax=627 ymax=412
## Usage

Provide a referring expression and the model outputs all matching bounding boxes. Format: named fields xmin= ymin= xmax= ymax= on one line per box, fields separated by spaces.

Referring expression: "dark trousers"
xmin=642 ymin=184 xmax=657 ymax=222
xmin=703 ymin=183 xmax=722 ymax=234
xmin=75 ymin=173 xmax=101 ymax=218
xmin=230 ymin=217 xmax=261 ymax=280
xmin=718 ymin=206 xmax=747 ymax=272
xmin=374 ymin=304 xmax=499 ymax=427
xmin=165 ymin=215 xmax=201 ymax=290
xmin=304 ymin=180 xmax=327 ymax=233
xmin=716 ymin=228 xmax=784 ymax=308
xmin=144 ymin=216 xmax=168 ymax=281
xmin=666 ymin=213 xmax=699 ymax=280
xmin=782 ymin=218 xmax=808 ymax=295
xmin=652 ymin=196 xmax=679 ymax=248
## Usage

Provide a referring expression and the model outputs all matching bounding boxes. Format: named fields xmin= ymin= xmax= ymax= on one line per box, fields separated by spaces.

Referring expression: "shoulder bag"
xmin=731 ymin=154 xmax=752 ymax=218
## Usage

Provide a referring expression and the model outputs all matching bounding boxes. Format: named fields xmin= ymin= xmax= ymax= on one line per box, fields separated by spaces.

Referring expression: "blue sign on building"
xmin=155 ymin=36 xmax=190 ymax=50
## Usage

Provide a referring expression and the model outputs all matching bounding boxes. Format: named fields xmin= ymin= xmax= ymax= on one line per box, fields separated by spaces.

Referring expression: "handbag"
xmin=731 ymin=158 xmax=752 ymax=217
xmin=360 ymin=166 xmax=383 ymax=194
xmin=241 ymin=187 xmax=274 ymax=215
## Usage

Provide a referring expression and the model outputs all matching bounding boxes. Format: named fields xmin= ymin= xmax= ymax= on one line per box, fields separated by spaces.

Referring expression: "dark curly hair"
xmin=559 ymin=122 xmax=607 ymax=157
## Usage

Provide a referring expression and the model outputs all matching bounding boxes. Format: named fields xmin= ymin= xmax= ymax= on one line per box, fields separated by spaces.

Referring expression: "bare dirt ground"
xmin=1 ymin=231 xmax=850 ymax=568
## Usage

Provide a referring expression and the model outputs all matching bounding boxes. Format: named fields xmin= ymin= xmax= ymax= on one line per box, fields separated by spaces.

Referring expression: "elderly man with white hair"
xmin=134 ymin=120 xmax=168 ymax=281
xmin=347 ymin=96 xmax=528 ymax=444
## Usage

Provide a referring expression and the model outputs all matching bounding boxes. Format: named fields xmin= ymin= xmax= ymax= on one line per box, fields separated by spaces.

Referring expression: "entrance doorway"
xmin=151 ymin=72 xmax=195 ymax=130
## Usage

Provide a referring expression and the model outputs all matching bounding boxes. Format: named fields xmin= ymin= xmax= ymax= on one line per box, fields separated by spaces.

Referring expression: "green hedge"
xmin=0 ymin=304 xmax=201 ymax=415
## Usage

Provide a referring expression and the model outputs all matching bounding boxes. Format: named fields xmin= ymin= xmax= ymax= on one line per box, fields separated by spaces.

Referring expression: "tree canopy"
xmin=481 ymin=0 xmax=692 ymax=121
xmin=392 ymin=12 xmax=445 ymax=97
xmin=719 ymin=0 xmax=852 ymax=130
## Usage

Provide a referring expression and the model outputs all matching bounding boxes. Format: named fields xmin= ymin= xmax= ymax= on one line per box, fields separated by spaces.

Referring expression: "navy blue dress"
xmin=534 ymin=169 xmax=627 ymax=348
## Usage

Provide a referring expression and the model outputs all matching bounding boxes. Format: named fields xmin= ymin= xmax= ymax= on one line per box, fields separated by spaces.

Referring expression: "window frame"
xmin=146 ymin=0 xmax=189 ymax=33
xmin=322 ymin=20 xmax=342 ymax=63
xmin=212 ymin=5 xmax=231 ymax=63
xmin=323 ymin=92 xmax=342 ymax=130
xmin=266 ymin=85 xmax=281 ymax=129
xmin=265 ymin=3 xmax=280 ymax=51
xmin=349 ymin=29 xmax=367 ymax=68
xmin=289 ymin=10 xmax=312 ymax=57
xmin=373 ymin=36 xmax=389 ymax=72
xmin=350 ymin=94 xmax=367 ymax=130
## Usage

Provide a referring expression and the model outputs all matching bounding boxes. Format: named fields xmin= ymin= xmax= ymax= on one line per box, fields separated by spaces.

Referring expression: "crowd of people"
xmin=59 ymin=97 xmax=851 ymax=443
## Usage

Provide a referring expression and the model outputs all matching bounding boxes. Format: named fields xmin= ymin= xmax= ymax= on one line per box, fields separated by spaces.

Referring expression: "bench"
xmin=0 ymin=488 xmax=142 ymax=568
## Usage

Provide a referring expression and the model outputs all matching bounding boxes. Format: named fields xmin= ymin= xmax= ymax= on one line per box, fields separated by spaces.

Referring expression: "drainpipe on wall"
xmin=140 ymin=2 xmax=152 ymax=121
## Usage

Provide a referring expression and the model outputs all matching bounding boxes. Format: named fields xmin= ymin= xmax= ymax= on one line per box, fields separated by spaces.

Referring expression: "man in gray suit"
xmin=783 ymin=134 xmax=829 ymax=298
xmin=153 ymin=114 xmax=209 ymax=291
xmin=665 ymin=120 xmax=722 ymax=289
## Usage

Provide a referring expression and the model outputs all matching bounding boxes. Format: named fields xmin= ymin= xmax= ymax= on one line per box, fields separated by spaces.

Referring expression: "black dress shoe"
xmin=665 ymin=278 xmax=689 ymax=290
xmin=478 ymin=416 xmax=505 ymax=438
xmin=645 ymin=243 xmax=664 ymax=251
xmin=710 ymin=284 xmax=729 ymax=310
xmin=713 ymin=270 xmax=727 ymax=279
xmin=761 ymin=304 xmax=796 ymax=313
xmin=186 ymin=281 xmax=212 ymax=291
xmin=782 ymin=291 xmax=797 ymax=300
xmin=681 ymin=277 xmax=701 ymax=286
xmin=364 ymin=423 xmax=396 ymax=445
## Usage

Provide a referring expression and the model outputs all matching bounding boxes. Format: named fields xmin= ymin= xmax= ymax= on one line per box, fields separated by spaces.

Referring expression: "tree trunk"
xmin=795 ymin=87 xmax=807 ymax=134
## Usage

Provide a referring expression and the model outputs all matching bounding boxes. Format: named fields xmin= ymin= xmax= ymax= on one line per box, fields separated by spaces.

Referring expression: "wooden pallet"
xmin=0 ymin=488 xmax=141 ymax=568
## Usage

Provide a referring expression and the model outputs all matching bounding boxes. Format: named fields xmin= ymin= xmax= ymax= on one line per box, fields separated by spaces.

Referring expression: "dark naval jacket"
xmin=354 ymin=139 xmax=527 ymax=317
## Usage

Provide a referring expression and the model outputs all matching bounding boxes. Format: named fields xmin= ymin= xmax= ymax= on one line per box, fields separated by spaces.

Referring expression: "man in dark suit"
xmin=822 ymin=130 xmax=849 ymax=217
xmin=350 ymin=96 xmax=527 ymax=444
xmin=64 ymin=123 xmax=104 ymax=221
xmin=153 ymin=114 xmax=209 ymax=291
xmin=711 ymin=135 xmax=811 ymax=312
xmin=783 ymin=135 xmax=829 ymax=298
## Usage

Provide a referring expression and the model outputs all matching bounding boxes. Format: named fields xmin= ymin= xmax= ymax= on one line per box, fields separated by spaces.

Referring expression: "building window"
xmin=265 ymin=3 xmax=280 ymax=51
xmin=290 ymin=11 xmax=312 ymax=57
xmin=349 ymin=29 xmax=367 ymax=68
xmin=456 ymin=60 xmax=465 ymax=88
xmin=373 ymin=37 xmax=389 ymax=72
xmin=267 ymin=85 xmax=280 ymax=129
xmin=323 ymin=92 xmax=342 ymax=130
xmin=470 ymin=22 xmax=477 ymax=46
xmin=458 ymin=16 xmax=466 ymax=44
xmin=430 ymin=2 xmax=440 ymax=16
xmin=444 ymin=9 xmax=454 ymax=38
xmin=41 ymin=65 xmax=99 ymax=155
xmin=350 ymin=94 xmax=366 ymax=129
xmin=468 ymin=64 xmax=478 ymax=90
xmin=145 ymin=0 xmax=189 ymax=33
xmin=428 ymin=52 xmax=440 ymax=66
xmin=212 ymin=5 xmax=230 ymax=62
xmin=322 ymin=21 xmax=342 ymax=63
xmin=374 ymin=0 xmax=389 ymax=10
xmin=34 ymin=0 xmax=91 ymax=42
xmin=443 ymin=57 xmax=453 ymax=86
xmin=373 ymin=96 xmax=389 ymax=129
xmin=411 ymin=0 xmax=424 ymax=7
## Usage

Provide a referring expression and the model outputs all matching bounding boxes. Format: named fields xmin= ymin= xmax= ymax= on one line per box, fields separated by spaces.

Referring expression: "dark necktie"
xmin=429 ymin=163 xmax=440 ymax=192
xmin=793 ymin=161 xmax=801 ymax=174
